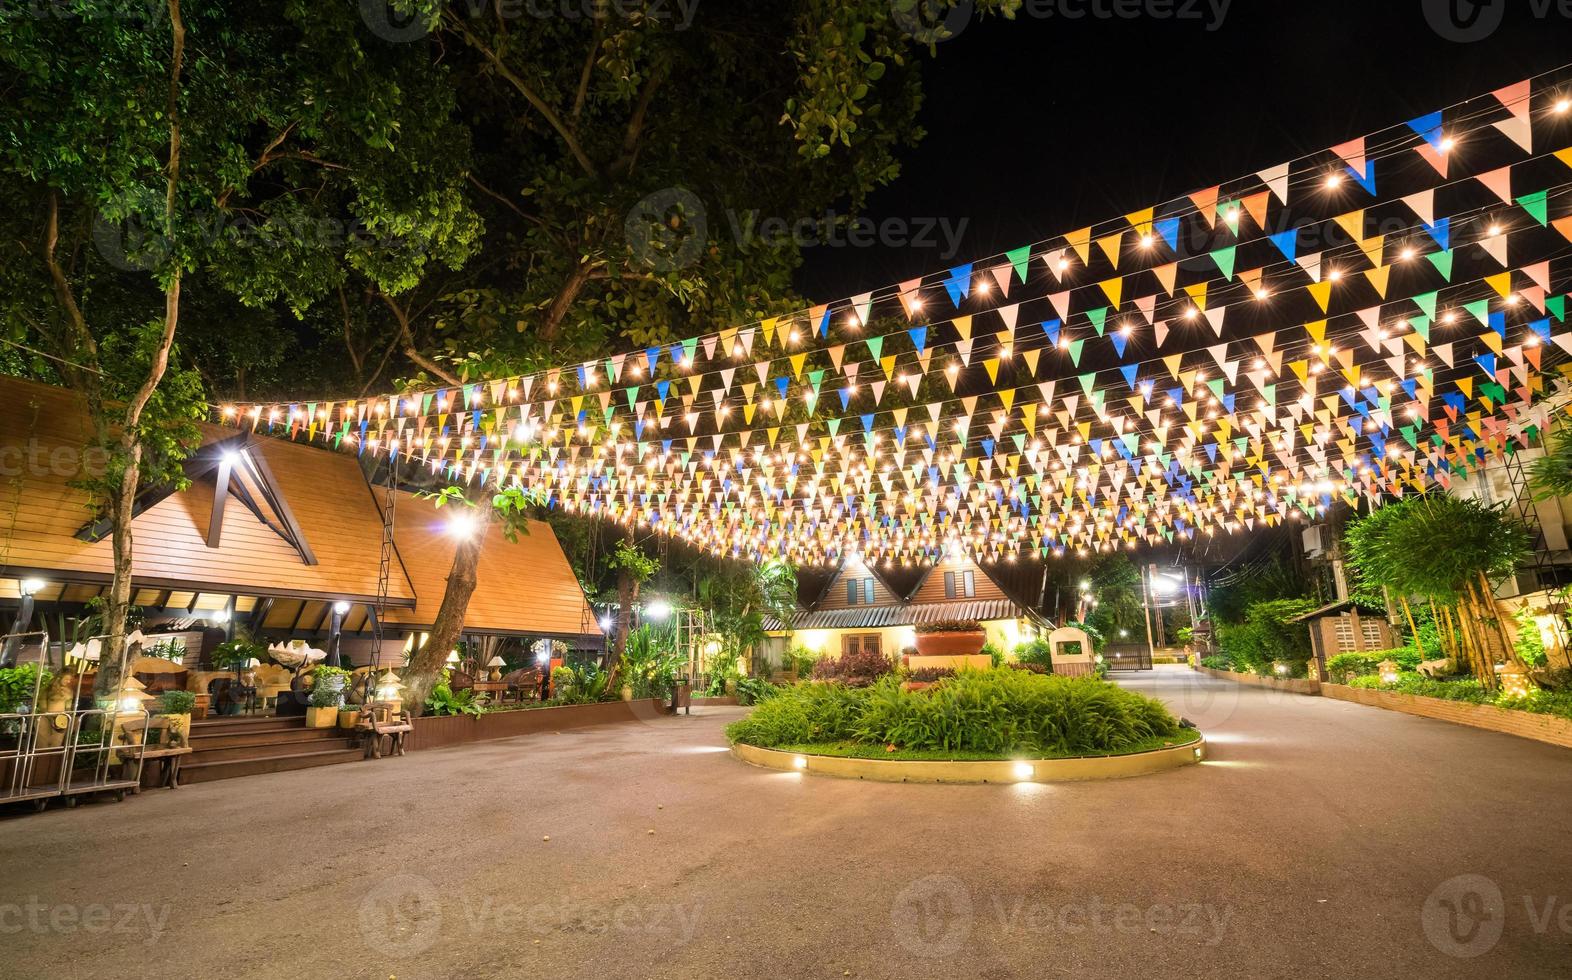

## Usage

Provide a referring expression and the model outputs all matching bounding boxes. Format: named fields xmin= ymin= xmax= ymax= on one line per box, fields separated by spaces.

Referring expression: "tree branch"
xmin=612 ymin=65 xmax=666 ymax=176
xmin=446 ymin=13 xmax=600 ymax=179
xmin=571 ymin=20 xmax=604 ymax=126
xmin=378 ymin=291 xmax=463 ymax=386
xmin=541 ymin=260 xmax=604 ymax=339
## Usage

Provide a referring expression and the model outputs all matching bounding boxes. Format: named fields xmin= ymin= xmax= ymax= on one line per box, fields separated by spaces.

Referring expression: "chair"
xmin=360 ymin=701 xmax=412 ymax=759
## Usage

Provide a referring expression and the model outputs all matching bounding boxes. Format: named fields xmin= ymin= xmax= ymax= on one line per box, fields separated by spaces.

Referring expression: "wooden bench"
xmin=360 ymin=701 xmax=412 ymax=758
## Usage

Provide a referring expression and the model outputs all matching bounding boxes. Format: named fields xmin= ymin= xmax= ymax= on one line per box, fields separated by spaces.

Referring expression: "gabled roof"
xmin=378 ymin=490 xmax=602 ymax=640
xmin=783 ymin=599 xmax=1029 ymax=631
xmin=0 ymin=377 xmax=415 ymax=606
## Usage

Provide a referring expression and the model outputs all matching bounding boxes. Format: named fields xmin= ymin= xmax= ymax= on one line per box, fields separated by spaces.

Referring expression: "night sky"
xmin=797 ymin=0 xmax=1571 ymax=299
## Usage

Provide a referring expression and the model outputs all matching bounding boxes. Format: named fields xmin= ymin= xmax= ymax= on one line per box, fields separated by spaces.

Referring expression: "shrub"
xmin=809 ymin=648 xmax=893 ymax=687
xmin=727 ymin=669 xmax=1182 ymax=756
xmin=1008 ymin=662 xmax=1049 ymax=675
xmin=913 ymin=620 xmax=983 ymax=635
xmin=981 ymin=642 xmax=1004 ymax=668
xmin=735 ymin=676 xmax=780 ymax=706
xmin=1216 ymin=598 xmax=1317 ymax=674
xmin=158 ymin=690 xmax=196 ymax=715
xmin=1015 ymin=638 xmax=1053 ymax=669
xmin=0 ymin=664 xmax=51 ymax=712
xmin=1348 ymin=673 xmax=1489 ymax=703
xmin=1199 ymin=655 xmax=1233 ymax=672
xmin=908 ymin=666 xmax=956 ymax=683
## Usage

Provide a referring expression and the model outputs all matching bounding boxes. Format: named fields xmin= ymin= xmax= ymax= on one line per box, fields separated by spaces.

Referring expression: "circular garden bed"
xmin=725 ymin=668 xmax=1204 ymax=783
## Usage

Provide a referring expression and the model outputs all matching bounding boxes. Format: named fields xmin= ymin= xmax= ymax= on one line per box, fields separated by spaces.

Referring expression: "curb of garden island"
xmin=730 ymin=737 xmax=1206 ymax=783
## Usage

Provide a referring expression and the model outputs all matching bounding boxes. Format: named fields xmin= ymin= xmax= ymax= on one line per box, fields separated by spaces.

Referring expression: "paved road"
xmin=3 ymin=667 xmax=1570 ymax=979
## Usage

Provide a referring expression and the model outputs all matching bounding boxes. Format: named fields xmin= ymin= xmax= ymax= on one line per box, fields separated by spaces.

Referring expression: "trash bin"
xmin=670 ymin=678 xmax=692 ymax=715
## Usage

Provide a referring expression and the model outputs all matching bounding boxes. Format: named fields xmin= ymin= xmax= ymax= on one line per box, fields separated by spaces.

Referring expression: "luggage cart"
xmin=59 ymin=634 xmax=145 ymax=806
xmin=0 ymin=632 xmax=67 ymax=812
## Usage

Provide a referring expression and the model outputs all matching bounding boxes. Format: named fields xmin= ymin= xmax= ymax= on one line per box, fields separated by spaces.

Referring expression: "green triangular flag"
xmin=1548 ymin=295 xmax=1566 ymax=322
xmin=1078 ymin=372 xmax=1097 ymax=396
xmin=1005 ymin=245 xmax=1031 ymax=283
xmin=1426 ymin=249 xmax=1454 ymax=281
xmin=682 ymin=337 xmax=698 ymax=363
xmin=1210 ymin=246 xmax=1237 ymax=280
xmin=1409 ymin=316 xmax=1431 ymax=341
xmin=1464 ymin=299 xmax=1491 ymax=324
xmin=1516 ymin=189 xmax=1549 ymax=227
xmin=1413 ymin=290 xmax=1438 ymax=319
xmin=1086 ymin=307 xmax=1109 ymax=336
xmin=1067 ymin=339 xmax=1085 ymax=367
xmin=865 ymin=335 xmax=883 ymax=361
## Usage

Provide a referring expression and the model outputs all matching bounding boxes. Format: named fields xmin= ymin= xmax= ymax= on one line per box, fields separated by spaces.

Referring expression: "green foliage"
xmin=785 ymin=646 xmax=819 ymax=677
xmin=981 ymin=642 xmax=1005 ymax=668
xmin=913 ymin=620 xmax=983 ymax=635
xmin=1345 ymin=494 xmax=1532 ymax=603
xmin=158 ymin=690 xmax=196 ymax=715
xmin=1214 ymin=599 xmax=1318 ymax=675
xmin=209 ymin=634 xmax=266 ymax=671
xmin=1349 ymin=670 xmax=1572 ymax=722
xmin=550 ymin=664 xmax=612 ymax=705
xmin=727 ymin=669 xmax=1183 ymax=756
xmin=309 ymin=666 xmax=350 ymax=708
xmin=1207 ymin=557 xmax=1307 ymax=625
xmin=608 ymin=541 xmax=659 ymax=583
xmin=1514 ymin=609 xmax=1548 ymax=668
xmin=1529 ymin=428 xmax=1572 ymax=500
xmin=142 ymin=638 xmax=186 ymax=663
xmin=1083 ymin=555 xmax=1145 ymax=640
xmin=1014 ymin=639 xmax=1053 ymax=669
xmin=1198 ymin=655 xmax=1234 ymax=672
xmin=0 ymin=664 xmax=51 ymax=713
xmin=734 ymin=677 xmax=781 ymax=707
xmin=619 ymin=624 xmax=685 ymax=699
xmin=424 ymin=681 xmax=485 ymax=717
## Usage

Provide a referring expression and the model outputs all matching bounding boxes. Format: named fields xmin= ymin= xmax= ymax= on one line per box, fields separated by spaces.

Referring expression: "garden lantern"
xmin=1497 ymin=663 xmax=1532 ymax=699
xmin=1377 ymin=660 xmax=1400 ymax=685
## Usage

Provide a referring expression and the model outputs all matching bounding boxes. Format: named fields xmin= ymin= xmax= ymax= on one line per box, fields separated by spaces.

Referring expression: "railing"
xmin=1101 ymin=644 xmax=1154 ymax=671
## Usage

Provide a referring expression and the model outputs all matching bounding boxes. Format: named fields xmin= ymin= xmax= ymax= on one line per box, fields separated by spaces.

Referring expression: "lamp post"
xmin=327 ymin=601 xmax=351 ymax=668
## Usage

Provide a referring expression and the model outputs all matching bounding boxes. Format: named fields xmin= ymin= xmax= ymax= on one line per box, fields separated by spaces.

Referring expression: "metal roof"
xmin=769 ymin=599 xmax=1032 ymax=632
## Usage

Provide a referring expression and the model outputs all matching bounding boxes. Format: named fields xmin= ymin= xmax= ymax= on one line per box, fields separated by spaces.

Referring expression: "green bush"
xmin=726 ymin=669 xmax=1182 ymax=756
xmin=1015 ymin=639 xmax=1053 ymax=669
xmin=981 ymin=642 xmax=1005 ymax=668
xmin=1198 ymin=655 xmax=1233 ymax=672
xmin=0 ymin=664 xmax=51 ymax=713
xmin=735 ymin=676 xmax=780 ymax=706
xmin=1347 ymin=673 xmax=1489 ymax=703
xmin=158 ymin=690 xmax=196 ymax=715
xmin=1325 ymin=653 xmax=1381 ymax=683
xmin=1216 ymin=598 xmax=1317 ymax=674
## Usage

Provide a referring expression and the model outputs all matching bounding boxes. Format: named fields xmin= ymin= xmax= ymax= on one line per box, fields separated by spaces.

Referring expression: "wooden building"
xmin=766 ymin=553 xmax=1050 ymax=660
xmin=0 ymin=377 xmax=600 ymax=667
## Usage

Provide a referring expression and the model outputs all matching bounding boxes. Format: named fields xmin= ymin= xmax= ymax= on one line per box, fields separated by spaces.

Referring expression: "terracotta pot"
xmin=915 ymin=631 xmax=985 ymax=657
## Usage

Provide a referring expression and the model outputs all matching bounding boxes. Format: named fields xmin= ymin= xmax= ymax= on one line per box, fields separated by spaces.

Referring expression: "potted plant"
xmin=337 ymin=702 xmax=363 ymax=729
xmin=305 ymin=667 xmax=348 ymax=728
xmin=157 ymin=690 xmax=195 ymax=748
xmin=913 ymin=620 xmax=986 ymax=656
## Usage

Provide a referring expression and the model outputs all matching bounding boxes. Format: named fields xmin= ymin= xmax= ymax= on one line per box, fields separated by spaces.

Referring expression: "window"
xmin=944 ymin=571 xmax=956 ymax=598
xmin=847 ymin=579 xmax=859 ymax=605
xmin=863 ymin=578 xmax=875 ymax=605
xmin=962 ymin=570 xmax=976 ymax=598
xmin=843 ymin=633 xmax=882 ymax=657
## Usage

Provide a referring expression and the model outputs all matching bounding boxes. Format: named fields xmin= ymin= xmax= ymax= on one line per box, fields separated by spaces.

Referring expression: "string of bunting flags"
xmin=219 ymin=70 xmax=1572 ymax=566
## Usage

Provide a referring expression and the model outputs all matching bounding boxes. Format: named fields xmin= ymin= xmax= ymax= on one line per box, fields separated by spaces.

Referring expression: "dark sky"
xmin=796 ymin=0 xmax=1571 ymax=299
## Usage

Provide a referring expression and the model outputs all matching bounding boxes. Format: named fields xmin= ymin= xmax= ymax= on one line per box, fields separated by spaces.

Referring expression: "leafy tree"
xmin=1344 ymin=493 xmax=1532 ymax=687
xmin=2 ymin=3 xmax=480 ymax=687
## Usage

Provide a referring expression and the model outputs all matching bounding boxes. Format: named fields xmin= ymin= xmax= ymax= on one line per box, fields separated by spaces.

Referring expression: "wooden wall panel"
xmin=815 ymin=558 xmax=900 ymax=610
xmin=910 ymin=556 xmax=1007 ymax=605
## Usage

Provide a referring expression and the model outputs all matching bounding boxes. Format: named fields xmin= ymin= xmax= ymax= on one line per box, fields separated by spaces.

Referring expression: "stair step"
xmin=179 ymin=747 xmax=365 ymax=784
xmin=192 ymin=717 xmax=306 ymax=734
xmin=190 ymin=737 xmax=360 ymax=763
xmin=189 ymin=727 xmax=347 ymax=750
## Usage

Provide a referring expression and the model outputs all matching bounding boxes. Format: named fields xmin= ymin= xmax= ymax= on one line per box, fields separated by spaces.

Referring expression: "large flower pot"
xmin=305 ymin=706 xmax=337 ymax=728
xmin=915 ymin=631 xmax=986 ymax=657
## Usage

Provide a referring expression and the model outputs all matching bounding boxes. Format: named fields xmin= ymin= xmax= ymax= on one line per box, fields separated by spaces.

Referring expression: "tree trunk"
xmin=97 ymin=0 xmax=186 ymax=698
xmin=403 ymin=503 xmax=491 ymax=715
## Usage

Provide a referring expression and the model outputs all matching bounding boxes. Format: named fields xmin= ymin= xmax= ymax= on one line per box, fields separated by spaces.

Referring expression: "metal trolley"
xmin=0 ymin=631 xmax=146 ymax=811
xmin=0 ymin=632 xmax=69 ymax=811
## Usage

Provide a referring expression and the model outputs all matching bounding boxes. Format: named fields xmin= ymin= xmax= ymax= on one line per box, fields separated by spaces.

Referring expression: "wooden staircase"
xmin=180 ymin=716 xmax=364 ymax=785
